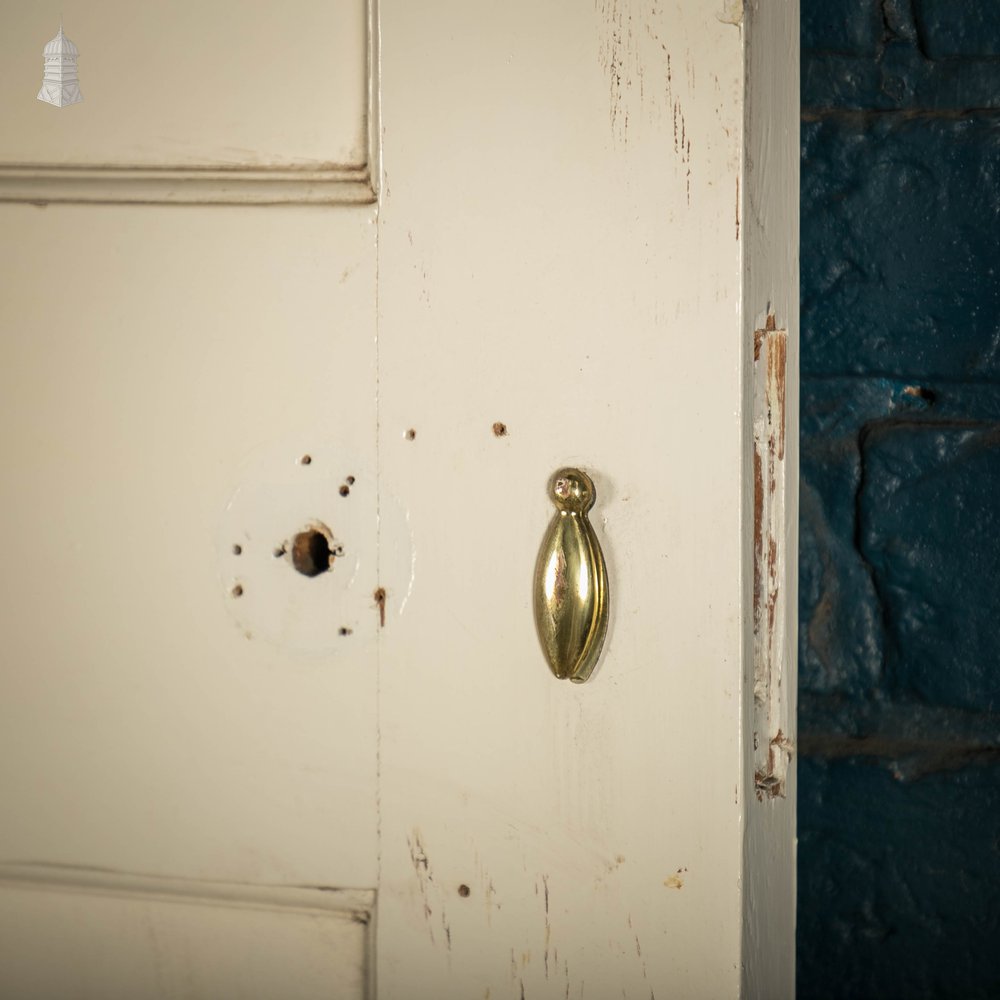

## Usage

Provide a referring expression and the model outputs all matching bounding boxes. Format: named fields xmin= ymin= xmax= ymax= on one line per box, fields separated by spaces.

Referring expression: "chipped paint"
xmin=752 ymin=319 xmax=794 ymax=798
xmin=717 ymin=0 xmax=744 ymax=27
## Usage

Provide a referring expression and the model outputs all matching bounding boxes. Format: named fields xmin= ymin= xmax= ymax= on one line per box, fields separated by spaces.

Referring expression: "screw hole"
xmin=346 ymin=475 xmax=356 ymax=485
xmin=338 ymin=627 xmax=353 ymax=636
xmin=232 ymin=543 xmax=243 ymax=556
xmin=300 ymin=455 xmax=312 ymax=465
xmin=231 ymin=583 xmax=244 ymax=598
xmin=339 ymin=485 xmax=350 ymax=497
xmin=492 ymin=422 xmax=508 ymax=437
xmin=405 ymin=428 xmax=417 ymax=441
xmin=457 ymin=884 xmax=471 ymax=898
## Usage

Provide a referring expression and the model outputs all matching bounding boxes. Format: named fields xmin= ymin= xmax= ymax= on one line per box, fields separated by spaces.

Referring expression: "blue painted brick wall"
xmin=799 ymin=2 xmax=1000 ymax=997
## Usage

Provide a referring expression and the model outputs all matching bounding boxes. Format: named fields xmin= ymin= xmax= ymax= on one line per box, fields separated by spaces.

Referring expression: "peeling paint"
xmin=752 ymin=320 xmax=794 ymax=798
xmin=663 ymin=865 xmax=687 ymax=889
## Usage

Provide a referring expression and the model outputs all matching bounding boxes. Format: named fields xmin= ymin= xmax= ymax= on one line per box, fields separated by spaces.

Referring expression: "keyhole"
xmin=291 ymin=527 xmax=335 ymax=578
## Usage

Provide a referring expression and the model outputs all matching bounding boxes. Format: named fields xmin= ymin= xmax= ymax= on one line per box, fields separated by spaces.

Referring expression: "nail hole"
xmin=346 ymin=476 xmax=356 ymax=485
xmin=300 ymin=454 xmax=312 ymax=465
xmin=457 ymin=884 xmax=471 ymax=898
xmin=339 ymin=485 xmax=350 ymax=497
xmin=291 ymin=527 xmax=335 ymax=578
xmin=231 ymin=583 xmax=244 ymax=598
xmin=492 ymin=422 xmax=507 ymax=437
xmin=273 ymin=544 xmax=287 ymax=558
xmin=405 ymin=428 xmax=417 ymax=440
xmin=339 ymin=627 xmax=353 ymax=636
xmin=232 ymin=543 xmax=243 ymax=556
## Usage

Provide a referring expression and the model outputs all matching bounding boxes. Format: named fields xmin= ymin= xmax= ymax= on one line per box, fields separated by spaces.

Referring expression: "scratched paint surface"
xmin=594 ymin=0 xmax=698 ymax=204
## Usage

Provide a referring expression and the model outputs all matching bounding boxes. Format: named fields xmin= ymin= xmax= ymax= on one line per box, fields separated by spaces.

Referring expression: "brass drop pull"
xmin=533 ymin=468 xmax=609 ymax=683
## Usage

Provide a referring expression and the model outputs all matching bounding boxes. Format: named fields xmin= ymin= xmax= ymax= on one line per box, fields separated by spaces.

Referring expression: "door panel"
xmin=0 ymin=203 xmax=379 ymax=888
xmin=0 ymin=1 xmax=368 ymax=168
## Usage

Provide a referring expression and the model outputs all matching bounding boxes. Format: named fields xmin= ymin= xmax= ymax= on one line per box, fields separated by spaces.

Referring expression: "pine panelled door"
xmin=0 ymin=2 xmax=798 ymax=997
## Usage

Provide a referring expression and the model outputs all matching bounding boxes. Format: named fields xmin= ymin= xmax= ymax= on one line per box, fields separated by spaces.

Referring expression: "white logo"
xmin=37 ymin=22 xmax=82 ymax=108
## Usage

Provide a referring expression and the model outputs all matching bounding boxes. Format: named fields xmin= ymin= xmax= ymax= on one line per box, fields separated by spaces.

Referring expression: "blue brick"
xmin=802 ymin=0 xmax=1000 ymax=112
xmin=799 ymin=426 xmax=884 ymax=696
xmin=797 ymin=757 xmax=1000 ymax=1000
xmin=802 ymin=0 xmax=883 ymax=57
xmin=802 ymin=115 xmax=1000 ymax=379
xmin=799 ymin=378 xmax=921 ymax=701
xmin=914 ymin=0 xmax=1000 ymax=58
xmin=858 ymin=421 xmax=1000 ymax=710
xmin=800 ymin=378 xmax=1000 ymax=704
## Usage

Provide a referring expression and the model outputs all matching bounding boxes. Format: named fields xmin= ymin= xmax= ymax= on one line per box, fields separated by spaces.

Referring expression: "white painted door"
xmin=0 ymin=2 xmax=798 ymax=998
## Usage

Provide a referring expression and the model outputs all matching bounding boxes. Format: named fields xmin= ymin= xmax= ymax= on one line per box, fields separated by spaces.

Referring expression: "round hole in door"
xmin=290 ymin=524 xmax=336 ymax=578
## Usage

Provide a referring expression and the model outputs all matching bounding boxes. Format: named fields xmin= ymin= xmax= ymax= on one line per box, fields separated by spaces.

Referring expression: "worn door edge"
xmin=740 ymin=1 xmax=799 ymax=998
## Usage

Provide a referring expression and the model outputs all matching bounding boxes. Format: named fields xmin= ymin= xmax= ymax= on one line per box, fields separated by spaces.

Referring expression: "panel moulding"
xmin=0 ymin=862 xmax=375 ymax=919
xmin=0 ymin=164 xmax=375 ymax=206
